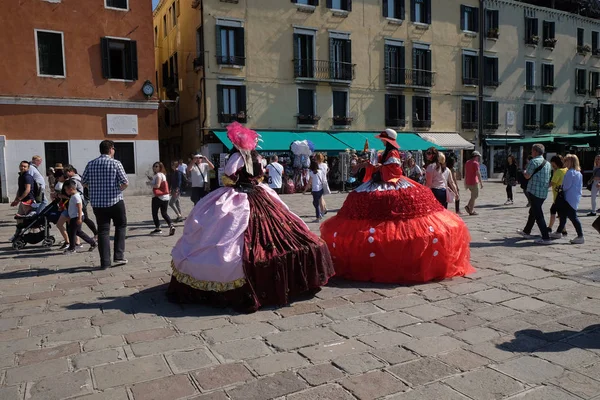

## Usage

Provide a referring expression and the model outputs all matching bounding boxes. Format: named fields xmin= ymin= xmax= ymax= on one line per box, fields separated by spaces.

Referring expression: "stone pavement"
xmin=0 ymin=182 xmax=600 ymax=400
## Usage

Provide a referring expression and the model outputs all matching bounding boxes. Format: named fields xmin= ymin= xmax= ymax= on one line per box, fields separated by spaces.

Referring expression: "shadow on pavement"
xmin=496 ymin=325 xmax=600 ymax=352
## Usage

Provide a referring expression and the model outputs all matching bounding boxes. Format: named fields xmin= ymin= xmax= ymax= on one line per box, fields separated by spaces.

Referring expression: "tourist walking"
xmin=29 ymin=155 xmax=47 ymax=212
xmin=425 ymin=149 xmax=458 ymax=209
xmin=82 ymin=140 xmax=129 ymax=268
xmin=503 ymin=155 xmax=518 ymax=205
xmin=587 ymin=155 xmax=600 ymax=216
xmin=550 ymin=154 xmax=584 ymax=244
xmin=446 ymin=155 xmax=461 ymax=214
xmin=149 ymin=162 xmax=175 ymax=236
xmin=62 ymin=180 xmax=97 ymax=254
xmin=464 ymin=151 xmax=483 ymax=215
xmin=547 ymin=155 xmax=567 ymax=236
xmin=316 ymin=153 xmax=330 ymax=214
xmin=517 ymin=143 xmax=552 ymax=245
xmin=169 ymin=161 xmax=184 ymax=222
xmin=64 ymin=165 xmax=98 ymax=241
xmin=306 ymin=160 xmax=327 ymax=222
xmin=187 ymin=154 xmax=214 ymax=205
xmin=265 ymin=155 xmax=284 ymax=194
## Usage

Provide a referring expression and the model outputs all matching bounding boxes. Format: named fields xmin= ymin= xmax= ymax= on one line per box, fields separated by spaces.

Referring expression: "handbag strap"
xmin=194 ymin=164 xmax=205 ymax=181
xmin=530 ymin=159 xmax=547 ymax=178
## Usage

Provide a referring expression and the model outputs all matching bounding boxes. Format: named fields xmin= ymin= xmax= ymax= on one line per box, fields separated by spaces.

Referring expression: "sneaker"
xmin=150 ymin=229 xmax=162 ymax=235
xmin=175 ymin=216 xmax=183 ymax=223
xmin=570 ymin=236 xmax=585 ymax=244
xmin=113 ymin=259 xmax=128 ymax=266
xmin=88 ymin=242 xmax=97 ymax=252
xmin=59 ymin=242 xmax=69 ymax=250
xmin=549 ymin=232 xmax=562 ymax=239
xmin=588 ymin=212 xmax=597 ymax=217
xmin=562 ymin=230 xmax=568 ymax=237
xmin=534 ymin=238 xmax=553 ymax=245
xmin=516 ymin=229 xmax=534 ymax=239
xmin=504 ymin=200 xmax=513 ymax=205
xmin=76 ymin=243 xmax=84 ymax=249
xmin=63 ymin=248 xmax=76 ymax=255
xmin=169 ymin=226 xmax=176 ymax=236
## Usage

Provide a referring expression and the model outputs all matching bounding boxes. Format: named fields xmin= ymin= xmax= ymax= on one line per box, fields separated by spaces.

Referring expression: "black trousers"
xmin=93 ymin=200 xmax=127 ymax=268
xmin=524 ymin=194 xmax=550 ymax=239
xmin=191 ymin=186 xmax=206 ymax=205
xmin=506 ymin=184 xmax=513 ymax=201
xmin=67 ymin=217 xmax=95 ymax=251
xmin=152 ymin=197 xmax=172 ymax=228
xmin=82 ymin=204 xmax=98 ymax=236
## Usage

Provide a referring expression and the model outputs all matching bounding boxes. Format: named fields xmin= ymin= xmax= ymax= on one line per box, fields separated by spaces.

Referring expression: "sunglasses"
xmin=426 ymin=151 xmax=433 ymax=155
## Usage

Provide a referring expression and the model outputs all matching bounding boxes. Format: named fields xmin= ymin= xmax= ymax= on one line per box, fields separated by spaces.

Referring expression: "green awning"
xmin=213 ymin=130 xmax=348 ymax=152
xmin=331 ymin=132 xmax=443 ymax=151
xmin=508 ymin=135 xmax=555 ymax=145
xmin=293 ymin=131 xmax=348 ymax=151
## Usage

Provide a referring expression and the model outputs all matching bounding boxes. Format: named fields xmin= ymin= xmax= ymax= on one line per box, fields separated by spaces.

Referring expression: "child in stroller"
xmin=11 ymin=200 xmax=60 ymax=250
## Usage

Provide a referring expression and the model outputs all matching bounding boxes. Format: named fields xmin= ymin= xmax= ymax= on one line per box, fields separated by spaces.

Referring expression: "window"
xmin=384 ymin=42 xmax=405 ymax=85
xmin=462 ymin=50 xmax=478 ymax=85
xmin=172 ymin=2 xmax=177 ymax=27
xmin=485 ymin=9 xmax=498 ymax=31
xmin=484 ymin=56 xmax=498 ymax=87
xmin=293 ymin=0 xmax=319 ymax=5
xmin=217 ymin=85 xmax=246 ymax=123
xmin=101 ymin=37 xmax=138 ymax=81
xmin=112 ymin=142 xmax=135 ymax=174
xmin=484 ymin=101 xmax=499 ymax=129
xmin=543 ymin=21 xmax=556 ymax=47
xmin=593 ymin=31 xmax=599 ymax=54
xmin=216 ymin=25 xmax=245 ymax=66
xmin=293 ymin=31 xmax=315 ymax=78
xmin=167 ymin=52 xmax=178 ymax=88
xmin=590 ymin=71 xmax=599 ymax=95
xmin=525 ymin=17 xmax=538 ymax=44
xmin=574 ymin=106 xmax=586 ymax=130
xmin=578 ymin=28 xmax=584 ymax=47
xmin=44 ymin=142 xmax=69 ymax=171
xmin=385 ymin=94 xmax=406 ymax=127
xmin=105 ymin=0 xmax=128 ymax=10
xmin=461 ymin=5 xmax=479 ymax=33
xmin=297 ymin=88 xmax=317 ymax=124
xmin=413 ymin=96 xmax=431 ymax=128
xmin=523 ymin=104 xmax=537 ymax=129
xmin=327 ymin=0 xmax=351 ymax=11
xmin=161 ymin=61 xmax=168 ymax=87
xmin=383 ymin=0 xmax=405 ymax=20
xmin=541 ymin=64 xmax=554 ymax=92
xmin=461 ymin=99 xmax=478 ymax=129
xmin=154 ymin=26 xmax=158 ymax=44
xmin=330 ymin=37 xmax=353 ymax=80
xmin=576 ymin=69 xmax=587 ymax=95
xmin=412 ymin=45 xmax=432 ymax=86
xmin=540 ymin=104 xmax=554 ymax=128
xmin=332 ymin=90 xmax=350 ymax=125
xmin=195 ymin=27 xmax=204 ymax=68
xmin=411 ymin=0 xmax=431 ymax=24
xmin=163 ymin=15 xmax=167 ymax=38
xmin=35 ymin=30 xmax=65 ymax=77
xmin=526 ymin=60 xmax=535 ymax=90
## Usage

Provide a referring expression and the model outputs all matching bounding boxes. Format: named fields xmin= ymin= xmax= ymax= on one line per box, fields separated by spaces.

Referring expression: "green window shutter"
xmin=217 ymin=85 xmax=224 ymax=121
xmin=215 ymin=26 xmax=222 ymax=64
xmin=235 ymin=28 xmax=245 ymax=66
xmin=130 ymin=40 xmax=138 ymax=81
xmin=101 ymin=37 xmax=110 ymax=78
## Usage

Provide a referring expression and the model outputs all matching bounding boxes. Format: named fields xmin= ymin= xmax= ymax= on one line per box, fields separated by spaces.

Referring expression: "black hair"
xmin=63 ymin=179 xmax=77 ymax=191
xmin=550 ymin=155 xmax=564 ymax=168
xmin=446 ymin=157 xmax=456 ymax=169
xmin=64 ymin=164 xmax=77 ymax=174
xmin=99 ymin=140 xmax=114 ymax=155
xmin=54 ymin=169 xmax=64 ymax=179
xmin=309 ymin=160 xmax=319 ymax=174
xmin=20 ymin=160 xmax=29 ymax=166
xmin=381 ymin=142 xmax=397 ymax=164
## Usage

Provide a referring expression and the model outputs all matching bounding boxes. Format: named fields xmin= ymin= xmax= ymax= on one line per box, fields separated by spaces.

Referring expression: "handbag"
xmin=323 ymin=180 xmax=331 ymax=195
xmin=587 ymin=178 xmax=594 ymax=191
xmin=152 ymin=179 xmax=169 ymax=197
xmin=554 ymin=186 xmax=566 ymax=209
xmin=447 ymin=189 xmax=456 ymax=203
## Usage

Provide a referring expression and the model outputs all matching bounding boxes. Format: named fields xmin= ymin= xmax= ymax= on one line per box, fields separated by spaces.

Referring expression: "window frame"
xmin=411 ymin=0 xmax=431 ymax=25
xmin=384 ymin=40 xmax=405 ymax=85
xmin=541 ymin=63 xmax=554 ymax=90
xmin=412 ymin=95 xmax=432 ymax=128
xmin=484 ymin=56 xmax=498 ymax=87
xmin=578 ymin=28 xmax=585 ymax=47
xmin=461 ymin=98 xmax=478 ymax=129
xmin=293 ymin=28 xmax=317 ymax=78
xmin=484 ymin=100 xmax=499 ymax=128
xmin=540 ymin=103 xmax=554 ymax=127
xmin=574 ymin=106 xmax=586 ymax=130
xmin=525 ymin=17 xmax=538 ymax=43
xmin=112 ymin=142 xmax=136 ymax=174
xmin=34 ymin=29 xmax=66 ymax=78
xmin=460 ymin=5 xmax=479 ymax=33
xmin=385 ymin=93 xmax=406 ymax=127
xmin=44 ymin=142 xmax=70 ymax=171
xmin=327 ymin=0 xmax=351 ymax=12
xmin=523 ymin=103 xmax=537 ymax=129
xmin=172 ymin=2 xmax=177 ymax=28
xmin=101 ymin=36 xmax=138 ymax=82
xmin=485 ymin=9 xmax=498 ymax=31
xmin=217 ymin=83 xmax=247 ymax=124
xmin=462 ymin=49 xmax=479 ymax=85
xmin=332 ymin=89 xmax=350 ymax=119
xmin=593 ymin=31 xmax=600 ymax=54
xmin=526 ymin=60 xmax=535 ymax=91
xmin=383 ymin=0 xmax=405 ymax=20
xmin=216 ymin=19 xmax=245 ymax=66
xmin=576 ymin=68 xmax=587 ymax=95
xmin=297 ymin=87 xmax=317 ymax=117
xmin=104 ymin=0 xmax=129 ymax=11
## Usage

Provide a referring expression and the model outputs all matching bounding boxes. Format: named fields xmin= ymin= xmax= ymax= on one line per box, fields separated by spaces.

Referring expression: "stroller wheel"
xmin=12 ymin=239 xmax=26 ymax=250
xmin=42 ymin=237 xmax=55 ymax=247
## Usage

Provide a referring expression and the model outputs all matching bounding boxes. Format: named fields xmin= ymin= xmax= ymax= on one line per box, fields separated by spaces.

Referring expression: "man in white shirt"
xmin=265 ymin=156 xmax=284 ymax=194
xmin=176 ymin=160 xmax=188 ymax=194
xmin=29 ymin=155 xmax=47 ymax=212
xmin=187 ymin=154 xmax=214 ymax=205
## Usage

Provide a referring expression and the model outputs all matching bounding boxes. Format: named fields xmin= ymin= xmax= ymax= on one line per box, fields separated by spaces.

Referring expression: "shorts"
xmin=550 ymin=202 xmax=559 ymax=215
xmin=466 ymin=184 xmax=479 ymax=200
xmin=61 ymin=210 xmax=69 ymax=218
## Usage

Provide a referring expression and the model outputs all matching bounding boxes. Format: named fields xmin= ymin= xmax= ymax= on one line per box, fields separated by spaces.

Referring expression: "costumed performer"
xmin=320 ymin=129 xmax=473 ymax=283
xmin=168 ymin=122 xmax=335 ymax=312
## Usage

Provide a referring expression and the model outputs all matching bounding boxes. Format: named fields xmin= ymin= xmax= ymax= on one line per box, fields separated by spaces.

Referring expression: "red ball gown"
xmin=320 ymin=150 xmax=474 ymax=283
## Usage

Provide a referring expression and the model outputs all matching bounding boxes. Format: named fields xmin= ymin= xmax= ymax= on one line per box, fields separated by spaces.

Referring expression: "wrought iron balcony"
xmin=542 ymin=85 xmax=556 ymax=93
xmin=524 ymin=124 xmax=539 ymax=131
xmin=462 ymin=121 xmax=478 ymax=130
xmin=544 ymin=38 xmax=557 ymax=49
xmin=218 ymin=112 xmax=247 ymax=124
xmin=384 ymin=68 xmax=435 ymax=88
xmin=385 ymin=118 xmax=406 ymax=127
xmin=293 ymin=59 xmax=355 ymax=82
xmin=413 ymin=120 xmax=432 ymax=128
xmin=217 ymin=55 xmax=245 ymax=66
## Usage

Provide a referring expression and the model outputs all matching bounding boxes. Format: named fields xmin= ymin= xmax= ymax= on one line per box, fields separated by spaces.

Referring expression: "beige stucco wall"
xmin=485 ymin=0 xmax=600 ymax=137
xmin=201 ymin=0 xmax=478 ymax=134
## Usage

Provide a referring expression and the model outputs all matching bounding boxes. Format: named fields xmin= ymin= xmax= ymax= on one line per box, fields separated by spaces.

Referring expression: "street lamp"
xmin=595 ymin=85 xmax=600 ymax=152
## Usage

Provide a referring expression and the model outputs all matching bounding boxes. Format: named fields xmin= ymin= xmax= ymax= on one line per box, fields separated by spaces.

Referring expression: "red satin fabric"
xmin=363 ymin=150 xmax=403 ymax=184
xmin=321 ymin=178 xmax=474 ymax=284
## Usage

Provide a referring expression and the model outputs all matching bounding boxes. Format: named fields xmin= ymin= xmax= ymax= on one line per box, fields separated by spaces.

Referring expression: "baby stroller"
xmin=11 ymin=200 xmax=60 ymax=250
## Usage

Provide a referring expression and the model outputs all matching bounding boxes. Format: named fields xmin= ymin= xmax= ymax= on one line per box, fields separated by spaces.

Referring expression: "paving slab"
xmin=388 ymin=357 xmax=460 ymax=386
xmin=444 ymin=368 xmax=526 ymax=400
xmin=341 ymin=370 xmax=408 ymax=400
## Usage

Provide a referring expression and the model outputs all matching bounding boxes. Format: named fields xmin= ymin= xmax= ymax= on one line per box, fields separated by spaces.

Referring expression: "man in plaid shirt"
xmin=82 ymin=140 xmax=129 ymax=268
xmin=518 ymin=143 xmax=552 ymax=245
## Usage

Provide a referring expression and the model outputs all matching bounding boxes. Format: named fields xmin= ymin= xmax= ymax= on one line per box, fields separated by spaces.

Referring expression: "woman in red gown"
xmin=320 ymin=129 xmax=473 ymax=283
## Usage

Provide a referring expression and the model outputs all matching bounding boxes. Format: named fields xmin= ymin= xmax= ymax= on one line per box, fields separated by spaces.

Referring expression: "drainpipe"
xmin=200 ymin=0 xmax=208 ymax=146
xmin=478 ymin=0 xmax=486 ymax=162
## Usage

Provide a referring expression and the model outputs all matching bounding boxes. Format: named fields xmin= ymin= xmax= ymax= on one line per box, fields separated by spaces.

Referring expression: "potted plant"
xmin=542 ymin=122 xmax=556 ymax=130
xmin=527 ymin=35 xmax=540 ymax=45
xmin=544 ymin=38 xmax=557 ymax=48
xmin=487 ymin=28 xmax=499 ymax=39
xmin=542 ymin=85 xmax=555 ymax=93
xmin=525 ymin=124 xmax=539 ymax=130
xmin=297 ymin=114 xmax=321 ymax=125
xmin=333 ymin=115 xmax=353 ymax=125
xmin=578 ymin=44 xmax=592 ymax=54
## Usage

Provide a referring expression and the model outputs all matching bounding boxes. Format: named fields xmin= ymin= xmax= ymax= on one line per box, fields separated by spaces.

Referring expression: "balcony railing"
xmin=484 ymin=80 xmax=500 ymax=87
xmin=486 ymin=29 xmax=499 ymax=39
xmin=542 ymin=85 xmax=556 ymax=93
xmin=577 ymin=45 xmax=591 ymax=55
xmin=333 ymin=116 xmax=353 ymax=126
xmin=543 ymin=38 xmax=557 ymax=49
xmin=297 ymin=115 xmax=321 ymax=125
xmin=385 ymin=118 xmax=406 ymax=127
xmin=384 ymin=68 xmax=436 ymax=88
xmin=216 ymin=55 xmax=245 ymax=66
xmin=293 ymin=59 xmax=355 ymax=82
xmin=525 ymin=36 xmax=540 ymax=46
xmin=524 ymin=124 xmax=539 ymax=131
xmin=218 ymin=112 xmax=247 ymax=124
xmin=463 ymin=77 xmax=479 ymax=85
xmin=413 ymin=120 xmax=432 ymax=128
xmin=594 ymin=48 xmax=600 ymax=56
xmin=462 ymin=121 xmax=478 ymax=130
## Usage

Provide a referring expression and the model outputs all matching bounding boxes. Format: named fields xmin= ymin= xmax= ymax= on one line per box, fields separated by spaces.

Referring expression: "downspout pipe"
xmin=200 ymin=0 xmax=208 ymax=145
xmin=478 ymin=0 xmax=486 ymax=161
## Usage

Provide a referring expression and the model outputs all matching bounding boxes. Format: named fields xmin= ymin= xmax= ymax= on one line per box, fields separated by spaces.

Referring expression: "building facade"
xmin=0 ymin=0 xmax=159 ymax=200
xmin=155 ymin=0 xmax=481 ymax=165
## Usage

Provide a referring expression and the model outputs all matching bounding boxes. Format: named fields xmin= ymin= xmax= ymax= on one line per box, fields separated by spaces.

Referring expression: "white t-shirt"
xmin=318 ymin=162 xmax=329 ymax=176
xmin=190 ymin=163 xmax=209 ymax=187
xmin=68 ymin=192 xmax=83 ymax=219
xmin=266 ymin=162 xmax=284 ymax=189
xmin=310 ymin=170 xmax=326 ymax=192
xmin=426 ymin=164 xmax=450 ymax=190
xmin=55 ymin=181 xmax=63 ymax=193
xmin=152 ymin=172 xmax=170 ymax=201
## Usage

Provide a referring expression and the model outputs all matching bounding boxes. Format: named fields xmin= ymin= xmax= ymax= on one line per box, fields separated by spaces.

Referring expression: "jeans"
xmin=556 ymin=202 xmax=584 ymax=237
xmin=93 ymin=200 xmax=127 ymax=268
xmin=524 ymin=194 xmax=550 ymax=239
xmin=152 ymin=197 xmax=172 ymax=228
xmin=67 ymin=217 xmax=95 ymax=251
xmin=431 ymin=188 xmax=448 ymax=209
xmin=592 ymin=183 xmax=599 ymax=212
xmin=169 ymin=190 xmax=181 ymax=216
xmin=506 ymin=184 xmax=513 ymax=201
xmin=37 ymin=193 xmax=48 ymax=214
xmin=191 ymin=186 xmax=206 ymax=205
xmin=312 ymin=190 xmax=324 ymax=219
xmin=82 ymin=204 xmax=98 ymax=236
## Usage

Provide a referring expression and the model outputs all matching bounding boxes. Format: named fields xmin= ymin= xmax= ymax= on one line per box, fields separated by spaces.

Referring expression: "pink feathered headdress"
xmin=227 ymin=122 xmax=259 ymax=151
